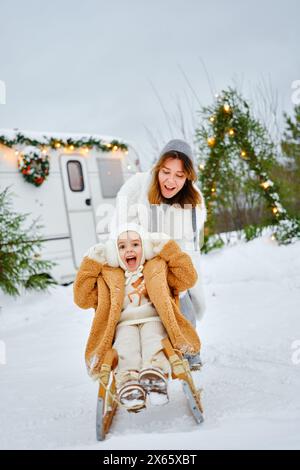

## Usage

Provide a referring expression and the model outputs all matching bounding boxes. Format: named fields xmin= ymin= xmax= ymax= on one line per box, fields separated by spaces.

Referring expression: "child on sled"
xmin=73 ymin=223 xmax=201 ymax=412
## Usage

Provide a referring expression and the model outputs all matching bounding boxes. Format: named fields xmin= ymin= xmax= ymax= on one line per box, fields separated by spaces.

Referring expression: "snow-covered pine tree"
xmin=281 ymin=104 xmax=300 ymax=217
xmin=282 ymin=104 xmax=300 ymax=161
xmin=0 ymin=187 xmax=57 ymax=297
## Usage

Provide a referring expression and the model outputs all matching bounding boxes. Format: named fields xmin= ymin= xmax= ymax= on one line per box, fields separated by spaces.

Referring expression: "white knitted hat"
xmin=159 ymin=139 xmax=194 ymax=164
xmin=105 ymin=222 xmax=155 ymax=269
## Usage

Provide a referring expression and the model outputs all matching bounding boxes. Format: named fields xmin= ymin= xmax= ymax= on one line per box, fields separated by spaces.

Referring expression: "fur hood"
xmin=105 ymin=222 xmax=170 ymax=269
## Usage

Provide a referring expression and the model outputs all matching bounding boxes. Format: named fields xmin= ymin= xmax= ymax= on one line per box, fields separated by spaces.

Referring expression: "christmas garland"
xmin=0 ymin=130 xmax=130 ymax=187
xmin=0 ymin=131 xmax=128 ymax=153
xmin=18 ymin=147 xmax=50 ymax=187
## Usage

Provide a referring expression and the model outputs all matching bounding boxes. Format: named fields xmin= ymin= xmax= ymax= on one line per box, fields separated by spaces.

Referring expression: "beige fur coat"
xmin=73 ymin=240 xmax=201 ymax=378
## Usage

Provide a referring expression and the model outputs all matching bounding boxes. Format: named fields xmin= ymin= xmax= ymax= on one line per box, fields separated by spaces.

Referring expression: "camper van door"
xmin=60 ymin=154 xmax=97 ymax=268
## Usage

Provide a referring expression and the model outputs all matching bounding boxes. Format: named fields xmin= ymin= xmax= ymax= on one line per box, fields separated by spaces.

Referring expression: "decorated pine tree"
xmin=282 ymin=104 xmax=300 ymax=161
xmin=280 ymin=104 xmax=300 ymax=217
xmin=195 ymin=88 xmax=300 ymax=250
xmin=0 ymin=187 xmax=57 ymax=297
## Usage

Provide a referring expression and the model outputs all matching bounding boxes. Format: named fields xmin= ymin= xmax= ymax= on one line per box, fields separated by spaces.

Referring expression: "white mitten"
xmin=149 ymin=232 xmax=171 ymax=255
xmin=188 ymin=280 xmax=206 ymax=321
xmin=84 ymin=243 xmax=107 ymax=264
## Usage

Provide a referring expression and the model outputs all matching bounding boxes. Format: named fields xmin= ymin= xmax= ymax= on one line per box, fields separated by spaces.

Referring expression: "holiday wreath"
xmin=18 ymin=147 xmax=50 ymax=186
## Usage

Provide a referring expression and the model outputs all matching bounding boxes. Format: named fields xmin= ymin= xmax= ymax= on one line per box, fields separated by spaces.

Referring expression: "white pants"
xmin=113 ymin=320 xmax=170 ymax=388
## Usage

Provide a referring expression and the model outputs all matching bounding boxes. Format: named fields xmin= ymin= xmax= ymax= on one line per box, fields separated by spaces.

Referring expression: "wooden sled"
xmin=96 ymin=338 xmax=204 ymax=441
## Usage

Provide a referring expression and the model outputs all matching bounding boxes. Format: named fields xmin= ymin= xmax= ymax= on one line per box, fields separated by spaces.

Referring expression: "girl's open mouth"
xmin=126 ymin=255 xmax=137 ymax=268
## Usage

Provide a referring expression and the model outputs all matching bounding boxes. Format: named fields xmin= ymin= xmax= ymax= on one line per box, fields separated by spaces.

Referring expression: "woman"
xmin=109 ymin=139 xmax=207 ymax=370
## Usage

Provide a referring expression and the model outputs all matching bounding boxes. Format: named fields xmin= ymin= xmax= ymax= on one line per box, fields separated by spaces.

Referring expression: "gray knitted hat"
xmin=159 ymin=139 xmax=194 ymax=164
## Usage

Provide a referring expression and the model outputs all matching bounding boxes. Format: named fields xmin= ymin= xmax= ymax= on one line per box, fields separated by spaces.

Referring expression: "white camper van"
xmin=0 ymin=129 xmax=141 ymax=284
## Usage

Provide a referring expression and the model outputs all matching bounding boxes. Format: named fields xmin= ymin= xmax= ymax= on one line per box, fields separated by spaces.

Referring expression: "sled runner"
xmin=96 ymin=348 xmax=119 ymax=441
xmin=95 ymin=338 xmax=204 ymax=441
xmin=162 ymin=338 xmax=204 ymax=425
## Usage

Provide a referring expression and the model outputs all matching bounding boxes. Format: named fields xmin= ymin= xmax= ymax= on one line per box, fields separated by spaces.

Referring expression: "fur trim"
xmin=105 ymin=239 xmax=119 ymax=267
xmin=144 ymin=238 xmax=155 ymax=260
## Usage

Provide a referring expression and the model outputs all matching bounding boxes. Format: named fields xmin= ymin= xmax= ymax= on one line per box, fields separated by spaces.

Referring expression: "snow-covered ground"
xmin=1 ymin=236 xmax=300 ymax=450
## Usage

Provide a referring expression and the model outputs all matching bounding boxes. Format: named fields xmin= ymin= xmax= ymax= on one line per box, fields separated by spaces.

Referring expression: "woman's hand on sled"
xmin=85 ymin=243 xmax=107 ymax=264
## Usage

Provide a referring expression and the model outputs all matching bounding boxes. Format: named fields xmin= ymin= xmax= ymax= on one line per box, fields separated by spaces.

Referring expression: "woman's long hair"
xmin=148 ymin=151 xmax=202 ymax=208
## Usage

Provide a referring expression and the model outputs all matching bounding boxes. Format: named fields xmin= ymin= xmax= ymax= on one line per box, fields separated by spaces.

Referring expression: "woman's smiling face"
xmin=158 ymin=157 xmax=187 ymax=199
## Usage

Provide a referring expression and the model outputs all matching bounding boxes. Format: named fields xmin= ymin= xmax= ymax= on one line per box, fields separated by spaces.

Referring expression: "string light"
xmin=262 ymin=179 xmax=274 ymax=189
xmin=228 ymin=128 xmax=235 ymax=136
xmin=240 ymin=150 xmax=247 ymax=158
xmin=199 ymin=164 xmax=205 ymax=170
xmin=54 ymin=142 xmax=61 ymax=149
xmin=207 ymin=137 xmax=216 ymax=147
xmin=223 ymin=104 xmax=231 ymax=113
xmin=261 ymin=181 xmax=270 ymax=189
xmin=112 ymin=145 xmax=118 ymax=151
xmin=209 ymin=116 xmax=215 ymax=123
xmin=81 ymin=146 xmax=89 ymax=155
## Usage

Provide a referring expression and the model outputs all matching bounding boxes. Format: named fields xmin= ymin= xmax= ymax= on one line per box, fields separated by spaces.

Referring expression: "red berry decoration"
xmin=18 ymin=148 xmax=50 ymax=187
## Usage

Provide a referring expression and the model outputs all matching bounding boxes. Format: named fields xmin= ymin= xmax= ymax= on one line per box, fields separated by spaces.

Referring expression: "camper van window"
xmin=67 ymin=160 xmax=84 ymax=192
xmin=97 ymin=158 xmax=124 ymax=198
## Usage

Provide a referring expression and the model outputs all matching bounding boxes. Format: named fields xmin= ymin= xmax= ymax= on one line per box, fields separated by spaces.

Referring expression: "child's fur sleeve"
xmin=158 ymin=240 xmax=198 ymax=292
xmin=73 ymin=256 xmax=103 ymax=310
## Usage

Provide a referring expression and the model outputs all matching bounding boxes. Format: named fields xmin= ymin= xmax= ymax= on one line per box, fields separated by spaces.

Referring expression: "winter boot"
xmin=184 ymin=353 xmax=203 ymax=371
xmin=139 ymin=367 xmax=169 ymax=406
xmin=118 ymin=381 xmax=146 ymax=413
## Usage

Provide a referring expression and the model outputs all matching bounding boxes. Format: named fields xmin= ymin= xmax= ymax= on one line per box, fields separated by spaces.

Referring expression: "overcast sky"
xmin=0 ymin=0 xmax=299 ymax=169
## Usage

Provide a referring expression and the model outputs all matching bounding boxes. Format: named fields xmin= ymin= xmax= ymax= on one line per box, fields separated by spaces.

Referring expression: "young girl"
xmin=73 ymin=223 xmax=201 ymax=412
